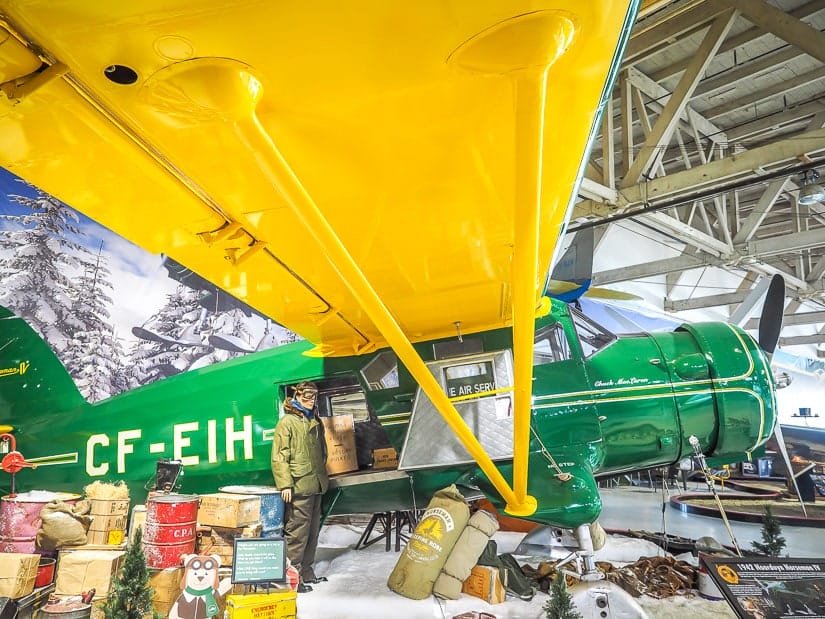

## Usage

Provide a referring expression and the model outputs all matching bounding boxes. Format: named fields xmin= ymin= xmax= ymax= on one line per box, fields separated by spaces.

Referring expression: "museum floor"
xmin=598 ymin=483 xmax=825 ymax=558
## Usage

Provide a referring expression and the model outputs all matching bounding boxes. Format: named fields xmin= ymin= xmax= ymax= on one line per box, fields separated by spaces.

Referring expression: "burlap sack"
xmin=36 ymin=499 xmax=93 ymax=550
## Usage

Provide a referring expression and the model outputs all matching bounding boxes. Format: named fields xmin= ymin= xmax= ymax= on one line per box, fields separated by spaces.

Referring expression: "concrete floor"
xmin=597 ymin=482 xmax=825 ymax=558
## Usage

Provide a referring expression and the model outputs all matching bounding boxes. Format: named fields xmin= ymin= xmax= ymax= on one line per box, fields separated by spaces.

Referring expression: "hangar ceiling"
xmin=575 ymin=0 xmax=825 ymax=359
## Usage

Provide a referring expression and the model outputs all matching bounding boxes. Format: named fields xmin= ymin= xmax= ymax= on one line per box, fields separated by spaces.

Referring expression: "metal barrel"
xmin=142 ymin=493 xmax=199 ymax=568
xmin=0 ymin=491 xmax=80 ymax=554
xmin=38 ymin=604 xmax=92 ymax=618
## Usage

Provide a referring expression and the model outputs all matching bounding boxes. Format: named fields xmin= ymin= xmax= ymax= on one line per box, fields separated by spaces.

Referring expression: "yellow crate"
xmin=225 ymin=591 xmax=296 ymax=619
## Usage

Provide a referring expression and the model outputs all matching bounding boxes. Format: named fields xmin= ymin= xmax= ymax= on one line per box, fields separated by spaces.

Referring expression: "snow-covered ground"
xmin=291 ymin=521 xmax=736 ymax=619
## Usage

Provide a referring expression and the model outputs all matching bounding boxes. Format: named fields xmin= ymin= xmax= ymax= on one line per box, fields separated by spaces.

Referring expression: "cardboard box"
xmin=198 ymin=493 xmax=261 ymax=528
xmin=0 ymin=553 xmax=38 ymax=599
xmin=55 ymin=549 xmax=125 ymax=600
xmin=87 ymin=513 xmax=128 ymax=545
xmin=88 ymin=498 xmax=130 ymax=516
xmin=129 ymin=504 xmax=147 ymax=544
xmin=226 ymin=590 xmax=297 ymax=619
xmin=150 ymin=567 xmax=183 ymax=616
xmin=461 ymin=565 xmax=506 ymax=605
xmin=372 ymin=447 xmax=398 ymax=469
xmin=196 ymin=523 xmax=263 ymax=567
xmin=322 ymin=414 xmax=358 ymax=475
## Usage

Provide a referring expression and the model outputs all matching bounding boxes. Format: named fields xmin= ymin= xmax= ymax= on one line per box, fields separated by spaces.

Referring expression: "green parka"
xmin=271 ymin=401 xmax=329 ymax=496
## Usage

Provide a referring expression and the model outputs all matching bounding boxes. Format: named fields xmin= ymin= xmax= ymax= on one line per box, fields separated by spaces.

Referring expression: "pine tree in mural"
xmin=101 ymin=527 xmax=162 ymax=619
xmin=63 ymin=244 xmax=127 ymax=402
xmin=128 ymin=284 xmax=213 ymax=384
xmin=0 ymin=185 xmax=94 ymax=348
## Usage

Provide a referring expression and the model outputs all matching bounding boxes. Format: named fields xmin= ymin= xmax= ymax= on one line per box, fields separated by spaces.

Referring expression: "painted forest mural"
xmin=0 ymin=168 xmax=298 ymax=402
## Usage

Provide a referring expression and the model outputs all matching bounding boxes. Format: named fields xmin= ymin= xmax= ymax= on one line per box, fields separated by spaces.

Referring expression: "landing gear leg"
xmin=553 ymin=523 xmax=651 ymax=618
xmin=555 ymin=523 xmax=604 ymax=582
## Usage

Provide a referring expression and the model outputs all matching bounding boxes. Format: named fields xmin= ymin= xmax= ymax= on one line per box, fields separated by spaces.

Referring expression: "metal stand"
xmin=355 ymin=510 xmax=417 ymax=551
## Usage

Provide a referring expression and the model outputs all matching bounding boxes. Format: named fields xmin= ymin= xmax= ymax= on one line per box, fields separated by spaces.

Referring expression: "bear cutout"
xmin=169 ymin=553 xmax=232 ymax=619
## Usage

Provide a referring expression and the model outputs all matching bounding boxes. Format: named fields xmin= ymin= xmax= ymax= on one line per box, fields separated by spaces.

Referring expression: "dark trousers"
xmin=284 ymin=493 xmax=323 ymax=581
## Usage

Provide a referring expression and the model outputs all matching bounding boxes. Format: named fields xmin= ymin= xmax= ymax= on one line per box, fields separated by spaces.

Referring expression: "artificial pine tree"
xmin=101 ymin=527 xmax=163 ymax=619
xmin=543 ymin=571 xmax=583 ymax=619
xmin=751 ymin=503 xmax=787 ymax=556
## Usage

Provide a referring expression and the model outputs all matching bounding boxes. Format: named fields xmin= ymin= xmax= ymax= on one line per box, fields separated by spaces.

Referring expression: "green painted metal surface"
xmin=0 ymin=299 xmax=776 ymax=531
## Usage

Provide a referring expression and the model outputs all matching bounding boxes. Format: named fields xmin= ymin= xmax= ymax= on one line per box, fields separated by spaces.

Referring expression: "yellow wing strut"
xmin=138 ymin=11 xmax=576 ymax=516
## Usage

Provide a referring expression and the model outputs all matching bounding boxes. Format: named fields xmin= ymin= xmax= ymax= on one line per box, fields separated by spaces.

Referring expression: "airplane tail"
xmin=0 ymin=306 xmax=86 ymax=427
xmin=545 ymin=228 xmax=639 ymax=302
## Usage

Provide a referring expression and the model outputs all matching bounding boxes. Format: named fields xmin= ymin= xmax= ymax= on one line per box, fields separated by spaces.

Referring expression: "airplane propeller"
xmin=748 ymin=274 xmax=810 ymax=517
xmin=757 ymin=274 xmax=785 ymax=356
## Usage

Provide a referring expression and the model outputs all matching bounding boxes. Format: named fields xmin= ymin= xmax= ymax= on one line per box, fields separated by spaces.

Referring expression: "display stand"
xmin=355 ymin=510 xmax=418 ymax=552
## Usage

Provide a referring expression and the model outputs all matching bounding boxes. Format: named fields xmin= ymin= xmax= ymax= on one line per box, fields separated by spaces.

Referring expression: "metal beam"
xmin=721 ymin=0 xmax=825 ymax=65
xmin=694 ymin=46 xmax=800 ymax=99
xmin=622 ymin=10 xmax=738 ymax=186
xmin=746 ymin=310 xmax=825 ymax=329
xmin=728 ymin=276 xmax=775 ymax=326
xmin=666 ymin=290 xmax=749 ymax=312
xmin=576 ymin=127 xmax=825 ymax=216
xmin=732 ymin=178 xmax=788 ymax=243
xmin=727 ymin=100 xmax=825 ymax=143
xmin=742 ymin=228 xmax=825 ymax=258
xmin=639 ymin=211 xmax=731 ymax=256
xmin=579 ymin=178 xmax=618 ymax=203
xmin=648 ymin=0 xmax=825 ymax=83
xmin=779 ymin=334 xmax=825 ymax=346
xmin=703 ymin=66 xmax=825 ymax=120
xmin=625 ymin=66 xmax=727 ymax=143
xmin=594 ymin=254 xmax=707 ymax=285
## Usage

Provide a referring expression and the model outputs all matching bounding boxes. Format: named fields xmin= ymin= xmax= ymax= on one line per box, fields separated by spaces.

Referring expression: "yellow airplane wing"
xmin=0 ymin=1 xmax=638 ymax=515
xmin=0 ymin=1 xmax=637 ymax=356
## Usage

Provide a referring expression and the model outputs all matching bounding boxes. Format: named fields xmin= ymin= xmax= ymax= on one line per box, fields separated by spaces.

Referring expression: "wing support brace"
xmin=133 ymin=11 xmax=575 ymax=516
xmin=449 ymin=10 xmax=576 ymax=515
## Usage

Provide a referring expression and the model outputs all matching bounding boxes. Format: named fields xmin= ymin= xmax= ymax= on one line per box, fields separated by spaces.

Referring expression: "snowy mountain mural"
xmin=0 ymin=167 xmax=298 ymax=402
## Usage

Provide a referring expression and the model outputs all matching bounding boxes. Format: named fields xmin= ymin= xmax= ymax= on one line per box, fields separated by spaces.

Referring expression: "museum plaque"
xmin=702 ymin=556 xmax=825 ymax=618
xmin=231 ymin=538 xmax=286 ymax=585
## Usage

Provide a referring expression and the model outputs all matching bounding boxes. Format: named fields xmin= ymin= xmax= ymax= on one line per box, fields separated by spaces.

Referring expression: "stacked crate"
xmin=196 ymin=493 xmax=262 ymax=568
xmin=87 ymin=497 xmax=130 ymax=545
xmin=149 ymin=566 xmax=183 ymax=617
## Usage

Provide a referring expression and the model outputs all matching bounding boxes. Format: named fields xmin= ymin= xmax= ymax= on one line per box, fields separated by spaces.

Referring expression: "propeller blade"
xmin=758 ymin=274 xmax=785 ymax=354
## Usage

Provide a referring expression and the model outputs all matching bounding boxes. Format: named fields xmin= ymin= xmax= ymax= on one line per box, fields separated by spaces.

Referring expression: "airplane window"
xmin=361 ymin=351 xmax=400 ymax=390
xmin=533 ymin=324 xmax=571 ymax=365
xmin=570 ymin=308 xmax=617 ymax=358
xmin=328 ymin=391 xmax=371 ymax=422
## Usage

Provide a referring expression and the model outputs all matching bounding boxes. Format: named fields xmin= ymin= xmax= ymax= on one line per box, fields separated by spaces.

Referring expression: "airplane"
xmin=0 ymin=0 xmax=780 ymax=572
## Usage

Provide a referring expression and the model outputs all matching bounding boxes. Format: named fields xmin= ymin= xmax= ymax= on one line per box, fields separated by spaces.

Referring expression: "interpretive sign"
xmin=231 ymin=537 xmax=286 ymax=584
xmin=702 ymin=556 xmax=825 ymax=618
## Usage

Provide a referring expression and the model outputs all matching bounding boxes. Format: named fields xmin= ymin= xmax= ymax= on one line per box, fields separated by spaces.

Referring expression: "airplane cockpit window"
xmin=361 ymin=351 xmax=399 ymax=390
xmin=533 ymin=324 xmax=571 ymax=365
xmin=570 ymin=307 xmax=617 ymax=357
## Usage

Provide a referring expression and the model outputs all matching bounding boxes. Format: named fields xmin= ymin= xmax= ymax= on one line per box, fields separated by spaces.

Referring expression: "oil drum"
xmin=142 ymin=493 xmax=199 ymax=568
xmin=0 ymin=491 xmax=80 ymax=554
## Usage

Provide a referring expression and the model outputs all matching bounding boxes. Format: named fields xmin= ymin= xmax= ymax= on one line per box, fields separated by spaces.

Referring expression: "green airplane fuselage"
xmin=0 ymin=299 xmax=775 ymax=529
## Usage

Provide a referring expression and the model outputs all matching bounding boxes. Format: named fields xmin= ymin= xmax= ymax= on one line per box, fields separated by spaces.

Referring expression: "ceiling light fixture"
xmin=798 ymin=169 xmax=825 ymax=206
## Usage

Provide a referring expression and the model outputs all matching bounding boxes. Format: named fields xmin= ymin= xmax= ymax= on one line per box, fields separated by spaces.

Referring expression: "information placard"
xmin=231 ymin=537 xmax=287 ymax=584
xmin=702 ymin=556 xmax=825 ymax=618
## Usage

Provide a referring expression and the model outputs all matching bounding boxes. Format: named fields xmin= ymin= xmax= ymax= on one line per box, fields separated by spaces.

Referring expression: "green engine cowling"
xmin=659 ymin=322 xmax=776 ymax=462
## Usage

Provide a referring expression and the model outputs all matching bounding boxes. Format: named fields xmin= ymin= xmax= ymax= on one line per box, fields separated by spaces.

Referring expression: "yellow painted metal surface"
xmin=0 ymin=1 xmax=636 ymax=358
xmin=0 ymin=2 xmax=636 ymax=512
